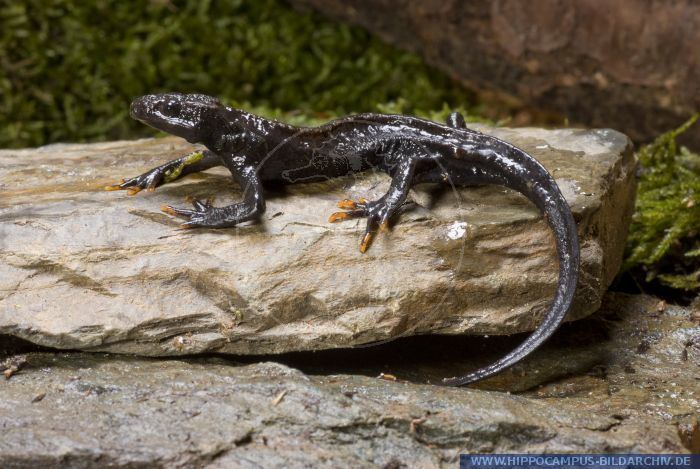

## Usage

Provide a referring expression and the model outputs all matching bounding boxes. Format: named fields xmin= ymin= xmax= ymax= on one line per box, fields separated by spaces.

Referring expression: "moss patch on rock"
xmin=624 ymin=114 xmax=700 ymax=291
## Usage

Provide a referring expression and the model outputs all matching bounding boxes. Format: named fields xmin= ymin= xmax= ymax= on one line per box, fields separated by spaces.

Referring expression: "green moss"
xmin=236 ymin=100 xmax=491 ymax=129
xmin=0 ymin=0 xmax=481 ymax=148
xmin=624 ymin=114 xmax=700 ymax=291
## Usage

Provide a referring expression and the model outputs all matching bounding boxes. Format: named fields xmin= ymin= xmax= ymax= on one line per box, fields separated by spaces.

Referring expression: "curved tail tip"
xmin=441 ymin=374 xmax=480 ymax=387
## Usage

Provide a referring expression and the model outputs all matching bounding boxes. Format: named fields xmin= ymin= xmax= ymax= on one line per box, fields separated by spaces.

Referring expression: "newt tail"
xmin=440 ymin=137 xmax=580 ymax=385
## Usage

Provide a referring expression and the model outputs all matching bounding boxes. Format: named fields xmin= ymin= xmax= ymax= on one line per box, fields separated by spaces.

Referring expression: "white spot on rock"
xmin=446 ymin=221 xmax=468 ymax=240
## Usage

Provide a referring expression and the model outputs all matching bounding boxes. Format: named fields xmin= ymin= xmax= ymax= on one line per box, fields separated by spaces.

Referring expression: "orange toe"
xmin=328 ymin=212 xmax=351 ymax=223
xmin=337 ymin=199 xmax=357 ymax=210
xmin=126 ymin=187 xmax=142 ymax=196
xmin=160 ymin=205 xmax=178 ymax=216
xmin=359 ymin=232 xmax=373 ymax=253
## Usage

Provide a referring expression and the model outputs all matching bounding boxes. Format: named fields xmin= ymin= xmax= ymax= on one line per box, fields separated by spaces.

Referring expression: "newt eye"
xmin=163 ymin=101 xmax=181 ymax=115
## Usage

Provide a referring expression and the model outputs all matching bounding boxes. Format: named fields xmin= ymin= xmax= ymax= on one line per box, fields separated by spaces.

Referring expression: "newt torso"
xmin=223 ymin=109 xmax=544 ymax=196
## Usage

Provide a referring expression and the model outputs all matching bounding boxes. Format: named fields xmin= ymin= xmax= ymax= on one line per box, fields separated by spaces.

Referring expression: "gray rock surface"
xmin=0 ymin=293 xmax=696 ymax=467
xmin=0 ymin=126 xmax=635 ymax=355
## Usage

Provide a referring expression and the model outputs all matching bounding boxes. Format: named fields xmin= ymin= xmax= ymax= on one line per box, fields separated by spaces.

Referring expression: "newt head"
xmin=130 ymin=93 xmax=224 ymax=144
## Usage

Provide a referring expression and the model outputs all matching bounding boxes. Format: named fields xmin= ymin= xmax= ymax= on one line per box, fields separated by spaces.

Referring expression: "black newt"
xmin=106 ymin=93 xmax=580 ymax=386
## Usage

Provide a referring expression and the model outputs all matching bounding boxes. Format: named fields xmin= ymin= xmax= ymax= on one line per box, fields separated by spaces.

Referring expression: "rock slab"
xmin=0 ymin=126 xmax=635 ymax=355
xmin=0 ymin=294 xmax=696 ymax=467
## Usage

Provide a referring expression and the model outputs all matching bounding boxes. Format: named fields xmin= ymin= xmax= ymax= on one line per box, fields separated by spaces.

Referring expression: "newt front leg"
xmin=162 ymin=163 xmax=266 ymax=228
xmin=105 ymin=150 xmax=221 ymax=194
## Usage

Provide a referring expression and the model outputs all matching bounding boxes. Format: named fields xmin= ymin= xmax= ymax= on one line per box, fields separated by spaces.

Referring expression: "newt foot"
xmin=105 ymin=171 xmax=162 ymax=195
xmin=328 ymin=198 xmax=392 ymax=253
xmin=161 ymin=196 xmax=218 ymax=227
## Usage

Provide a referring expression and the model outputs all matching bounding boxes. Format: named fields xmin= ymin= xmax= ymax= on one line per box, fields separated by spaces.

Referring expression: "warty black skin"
xmin=111 ymin=93 xmax=580 ymax=386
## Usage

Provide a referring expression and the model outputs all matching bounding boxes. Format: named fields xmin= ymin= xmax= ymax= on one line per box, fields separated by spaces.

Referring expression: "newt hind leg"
xmin=105 ymin=150 xmax=221 ymax=195
xmin=446 ymin=111 xmax=467 ymax=129
xmin=329 ymin=156 xmax=417 ymax=252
